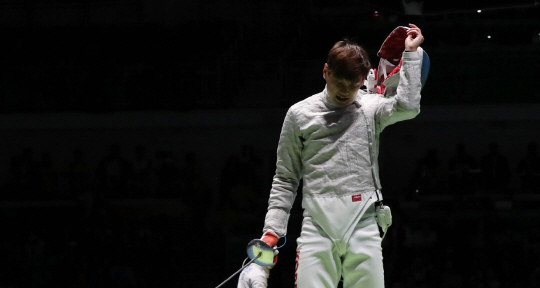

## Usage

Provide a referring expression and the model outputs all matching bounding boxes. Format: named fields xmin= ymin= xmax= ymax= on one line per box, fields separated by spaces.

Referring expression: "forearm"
xmin=377 ymin=49 xmax=423 ymax=129
xmin=395 ymin=49 xmax=422 ymax=111
xmin=262 ymin=109 xmax=303 ymax=237
xmin=263 ymin=176 xmax=299 ymax=237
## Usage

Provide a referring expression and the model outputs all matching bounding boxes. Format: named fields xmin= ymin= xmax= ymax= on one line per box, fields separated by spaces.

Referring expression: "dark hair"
xmin=327 ymin=39 xmax=371 ymax=81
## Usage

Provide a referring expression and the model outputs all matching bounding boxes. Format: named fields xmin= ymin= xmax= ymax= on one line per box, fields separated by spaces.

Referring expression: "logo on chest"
xmin=352 ymin=194 xmax=362 ymax=202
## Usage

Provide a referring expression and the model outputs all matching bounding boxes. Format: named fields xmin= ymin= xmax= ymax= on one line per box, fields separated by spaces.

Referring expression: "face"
xmin=323 ymin=64 xmax=364 ymax=108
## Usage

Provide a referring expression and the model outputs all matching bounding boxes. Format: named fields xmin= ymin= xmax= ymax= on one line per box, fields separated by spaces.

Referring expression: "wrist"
xmin=262 ymin=231 xmax=279 ymax=247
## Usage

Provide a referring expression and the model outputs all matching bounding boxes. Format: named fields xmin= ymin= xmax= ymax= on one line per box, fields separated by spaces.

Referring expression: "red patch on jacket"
xmin=352 ymin=194 xmax=362 ymax=202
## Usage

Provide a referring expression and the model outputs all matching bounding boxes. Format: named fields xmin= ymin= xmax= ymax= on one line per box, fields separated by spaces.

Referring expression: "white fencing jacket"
xmin=263 ymin=50 xmax=423 ymax=242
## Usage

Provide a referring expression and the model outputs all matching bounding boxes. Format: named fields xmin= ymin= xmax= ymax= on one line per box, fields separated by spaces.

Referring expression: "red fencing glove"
xmin=375 ymin=26 xmax=409 ymax=96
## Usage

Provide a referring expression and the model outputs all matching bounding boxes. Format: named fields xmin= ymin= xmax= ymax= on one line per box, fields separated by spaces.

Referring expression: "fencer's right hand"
xmin=237 ymin=263 xmax=271 ymax=288
xmin=405 ymin=23 xmax=424 ymax=51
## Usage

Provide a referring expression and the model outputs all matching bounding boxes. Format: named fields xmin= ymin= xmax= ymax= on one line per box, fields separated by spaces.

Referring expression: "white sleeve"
xmin=377 ymin=49 xmax=423 ymax=130
xmin=263 ymin=108 xmax=303 ymax=237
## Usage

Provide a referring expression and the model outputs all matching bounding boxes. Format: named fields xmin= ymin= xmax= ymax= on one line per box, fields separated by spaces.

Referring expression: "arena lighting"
xmin=487 ymin=35 xmax=492 ymax=39
xmin=421 ymin=1 xmax=538 ymax=15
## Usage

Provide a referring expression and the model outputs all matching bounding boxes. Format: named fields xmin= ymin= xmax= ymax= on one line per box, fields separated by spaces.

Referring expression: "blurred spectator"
xmin=24 ymin=232 xmax=51 ymax=287
xmin=484 ymin=267 xmax=501 ymax=288
xmin=180 ymin=151 xmax=205 ymax=197
xmin=155 ymin=151 xmax=180 ymax=197
xmin=38 ymin=151 xmax=60 ymax=199
xmin=409 ymin=148 xmax=447 ymax=196
xmin=223 ymin=144 xmax=264 ymax=202
xmin=95 ymin=144 xmax=133 ymax=199
xmin=532 ymin=29 xmax=540 ymax=45
xmin=531 ymin=264 xmax=540 ymax=287
xmin=130 ymin=145 xmax=154 ymax=197
xmin=238 ymin=144 xmax=264 ymax=197
xmin=3 ymin=154 xmax=24 ymax=200
xmin=447 ymin=143 xmax=480 ymax=196
xmin=20 ymin=148 xmax=40 ymax=199
xmin=213 ymin=147 xmax=262 ymax=236
xmin=219 ymin=145 xmax=264 ymax=204
xmin=63 ymin=149 xmax=91 ymax=198
xmin=179 ymin=151 xmax=212 ymax=225
xmin=404 ymin=222 xmax=437 ymax=248
xmin=441 ymin=260 xmax=463 ymax=288
xmin=480 ymin=141 xmax=510 ymax=196
xmin=516 ymin=141 xmax=540 ymax=193
xmin=219 ymin=154 xmax=242 ymax=200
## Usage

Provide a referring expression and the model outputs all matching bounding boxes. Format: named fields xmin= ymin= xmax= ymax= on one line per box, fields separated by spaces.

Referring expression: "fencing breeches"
xmin=295 ymin=203 xmax=384 ymax=288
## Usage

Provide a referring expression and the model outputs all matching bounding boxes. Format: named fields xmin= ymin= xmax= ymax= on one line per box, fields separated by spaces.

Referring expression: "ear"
xmin=323 ymin=63 xmax=328 ymax=80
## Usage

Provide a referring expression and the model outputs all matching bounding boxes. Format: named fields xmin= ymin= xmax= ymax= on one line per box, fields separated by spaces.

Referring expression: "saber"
xmin=215 ymin=239 xmax=277 ymax=287
xmin=215 ymin=252 xmax=262 ymax=288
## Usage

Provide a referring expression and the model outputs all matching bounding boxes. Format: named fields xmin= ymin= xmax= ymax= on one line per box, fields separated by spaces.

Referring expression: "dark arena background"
xmin=0 ymin=0 xmax=539 ymax=287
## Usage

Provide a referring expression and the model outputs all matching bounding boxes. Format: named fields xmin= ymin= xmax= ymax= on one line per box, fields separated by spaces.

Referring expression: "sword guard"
xmin=246 ymin=239 xmax=276 ymax=266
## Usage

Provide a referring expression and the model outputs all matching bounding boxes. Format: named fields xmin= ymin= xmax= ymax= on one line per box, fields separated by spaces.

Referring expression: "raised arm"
xmin=377 ymin=24 xmax=425 ymax=130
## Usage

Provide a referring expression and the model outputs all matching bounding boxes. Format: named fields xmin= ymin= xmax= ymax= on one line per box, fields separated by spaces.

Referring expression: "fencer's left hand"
xmin=405 ymin=23 xmax=424 ymax=52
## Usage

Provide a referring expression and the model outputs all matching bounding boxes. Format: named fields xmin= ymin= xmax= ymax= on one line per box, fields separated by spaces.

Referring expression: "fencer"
xmin=238 ymin=23 xmax=425 ymax=288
